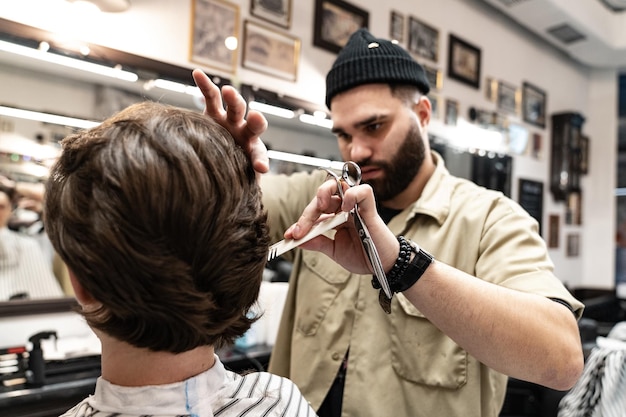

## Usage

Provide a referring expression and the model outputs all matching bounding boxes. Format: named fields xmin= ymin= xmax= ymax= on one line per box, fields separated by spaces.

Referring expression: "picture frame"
xmin=408 ymin=16 xmax=439 ymax=62
xmin=447 ymin=34 xmax=481 ymax=89
xmin=522 ymin=81 xmax=547 ymax=128
xmin=580 ymin=135 xmax=589 ymax=174
xmin=242 ymin=20 xmax=300 ymax=81
xmin=428 ymin=94 xmax=440 ymax=120
xmin=566 ymin=233 xmax=580 ymax=257
xmin=423 ymin=65 xmax=442 ymax=91
xmin=250 ymin=0 xmax=292 ymax=29
xmin=485 ymin=77 xmax=497 ymax=102
xmin=497 ymin=81 xmax=518 ymax=115
xmin=445 ymin=99 xmax=459 ymax=126
xmin=389 ymin=10 xmax=404 ymax=43
xmin=532 ymin=132 xmax=542 ymax=159
xmin=313 ymin=0 xmax=369 ymax=54
xmin=517 ymin=178 xmax=543 ymax=234
xmin=189 ymin=0 xmax=239 ymax=73
xmin=548 ymin=214 xmax=559 ymax=248
xmin=566 ymin=190 xmax=582 ymax=225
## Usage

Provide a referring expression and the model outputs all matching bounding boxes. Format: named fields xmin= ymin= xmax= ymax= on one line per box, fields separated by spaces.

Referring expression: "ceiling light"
xmin=0 ymin=105 xmax=99 ymax=129
xmin=0 ymin=40 xmax=138 ymax=82
xmin=148 ymin=79 xmax=202 ymax=96
xmin=298 ymin=113 xmax=333 ymax=129
xmin=65 ymin=0 xmax=131 ymax=13
xmin=248 ymin=101 xmax=295 ymax=119
xmin=267 ymin=150 xmax=343 ymax=170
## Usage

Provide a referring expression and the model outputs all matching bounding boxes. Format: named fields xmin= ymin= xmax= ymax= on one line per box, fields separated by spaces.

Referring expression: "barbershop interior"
xmin=1 ymin=0 xmax=626 ymax=416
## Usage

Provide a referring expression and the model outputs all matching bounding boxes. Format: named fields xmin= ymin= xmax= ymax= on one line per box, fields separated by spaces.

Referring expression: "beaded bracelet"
xmin=371 ymin=236 xmax=412 ymax=292
xmin=372 ymin=236 xmax=434 ymax=294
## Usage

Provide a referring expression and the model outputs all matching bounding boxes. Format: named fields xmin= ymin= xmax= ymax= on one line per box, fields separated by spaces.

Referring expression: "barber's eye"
xmin=366 ymin=123 xmax=381 ymax=133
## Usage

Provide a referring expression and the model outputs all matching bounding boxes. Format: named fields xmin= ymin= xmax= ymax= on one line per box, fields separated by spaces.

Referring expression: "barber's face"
xmin=0 ymin=192 xmax=12 ymax=228
xmin=330 ymin=84 xmax=427 ymax=201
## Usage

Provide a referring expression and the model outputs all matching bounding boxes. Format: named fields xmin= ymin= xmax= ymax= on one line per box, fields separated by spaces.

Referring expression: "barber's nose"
xmin=349 ymin=139 xmax=372 ymax=162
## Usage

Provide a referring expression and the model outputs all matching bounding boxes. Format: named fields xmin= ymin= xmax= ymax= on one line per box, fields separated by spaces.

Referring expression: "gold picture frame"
xmin=250 ymin=0 xmax=292 ymax=29
xmin=189 ymin=0 xmax=239 ymax=74
xmin=408 ymin=16 xmax=439 ymax=63
xmin=242 ymin=20 xmax=300 ymax=81
xmin=313 ymin=0 xmax=369 ymax=54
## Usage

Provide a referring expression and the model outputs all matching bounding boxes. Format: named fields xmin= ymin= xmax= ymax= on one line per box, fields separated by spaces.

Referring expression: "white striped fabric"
xmin=0 ymin=227 xmax=64 ymax=300
xmin=558 ymin=324 xmax=626 ymax=417
xmin=60 ymin=354 xmax=317 ymax=417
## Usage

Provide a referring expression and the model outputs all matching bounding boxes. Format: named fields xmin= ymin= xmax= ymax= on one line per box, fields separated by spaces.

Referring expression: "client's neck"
xmin=99 ymin=334 xmax=216 ymax=386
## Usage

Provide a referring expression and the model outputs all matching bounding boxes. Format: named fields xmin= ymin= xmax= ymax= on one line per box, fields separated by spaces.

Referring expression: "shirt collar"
xmin=409 ymin=151 xmax=453 ymax=226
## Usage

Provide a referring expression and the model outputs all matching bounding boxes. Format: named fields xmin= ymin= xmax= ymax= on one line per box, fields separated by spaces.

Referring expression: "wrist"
xmin=372 ymin=236 xmax=434 ymax=294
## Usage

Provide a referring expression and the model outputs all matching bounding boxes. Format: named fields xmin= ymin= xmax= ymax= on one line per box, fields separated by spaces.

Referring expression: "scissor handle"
xmin=342 ymin=161 xmax=362 ymax=187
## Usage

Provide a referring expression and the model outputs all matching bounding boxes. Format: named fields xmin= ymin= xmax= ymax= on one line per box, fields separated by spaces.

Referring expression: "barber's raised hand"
xmin=285 ymin=180 xmax=400 ymax=275
xmin=192 ymin=69 xmax=270 ymax=174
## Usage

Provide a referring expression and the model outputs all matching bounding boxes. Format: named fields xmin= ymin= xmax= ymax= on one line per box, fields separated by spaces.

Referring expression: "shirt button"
xmin=332 ymin=352 xmax=341 ymax=361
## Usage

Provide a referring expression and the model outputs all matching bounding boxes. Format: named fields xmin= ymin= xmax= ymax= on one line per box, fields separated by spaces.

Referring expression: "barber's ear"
xmin=69 ymin=270 xmax=97 ymax=307
xmin=413 ymin=96 xmax=431 ymax=127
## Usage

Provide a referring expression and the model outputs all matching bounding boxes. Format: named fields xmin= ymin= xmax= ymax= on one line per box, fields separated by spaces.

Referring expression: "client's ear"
xmin=69 ymin=270 xmax=97 ymax=307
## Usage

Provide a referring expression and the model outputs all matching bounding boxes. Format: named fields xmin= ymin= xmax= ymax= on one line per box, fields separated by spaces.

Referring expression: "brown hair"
xmin=44 ymin=101 xmax=269 ymax=353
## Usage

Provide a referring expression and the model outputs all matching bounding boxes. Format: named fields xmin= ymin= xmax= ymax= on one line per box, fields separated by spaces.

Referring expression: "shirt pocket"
xmin=390 ymin=294 xmax=468 ymax=389
xmin=295 ymin=250 xmax=351 ymax=336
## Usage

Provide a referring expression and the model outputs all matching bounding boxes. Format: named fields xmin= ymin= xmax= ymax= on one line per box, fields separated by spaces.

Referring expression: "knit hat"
xmin=325 ymin=28 xmax=430 ymax=108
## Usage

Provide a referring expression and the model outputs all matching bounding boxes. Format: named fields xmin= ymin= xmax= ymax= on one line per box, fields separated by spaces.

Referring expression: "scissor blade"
xmin=352 ymin=210 xmax=392 ymax=299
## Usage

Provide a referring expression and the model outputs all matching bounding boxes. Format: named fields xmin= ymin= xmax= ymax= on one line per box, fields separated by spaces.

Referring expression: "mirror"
xmin=0 ymin=21 xmax=339 ymax=316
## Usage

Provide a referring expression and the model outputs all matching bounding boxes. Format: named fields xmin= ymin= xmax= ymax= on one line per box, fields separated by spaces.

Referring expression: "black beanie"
xmin=325 ymin=28 xmax=430 ymax=109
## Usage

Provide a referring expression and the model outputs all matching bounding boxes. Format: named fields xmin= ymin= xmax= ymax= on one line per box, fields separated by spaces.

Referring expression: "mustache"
xmin=354 ymin=159 xmax=390 ymax=172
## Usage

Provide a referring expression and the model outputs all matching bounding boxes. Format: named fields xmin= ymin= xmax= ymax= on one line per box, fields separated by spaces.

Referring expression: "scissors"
xmin=266 ymin=162 xmax=393 ymax=313
xmin=322 ymin=162 xmax=393 ymax=313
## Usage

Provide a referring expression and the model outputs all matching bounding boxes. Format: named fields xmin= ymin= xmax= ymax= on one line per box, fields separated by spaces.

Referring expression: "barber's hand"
xmin=192 ymin=69 xmax=270 ymax=175
xmin=284 ymin=180 xmax=400 ymax=275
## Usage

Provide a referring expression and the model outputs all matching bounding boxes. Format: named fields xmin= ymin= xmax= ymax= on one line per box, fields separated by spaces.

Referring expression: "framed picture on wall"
xmin=189 ymin=0 xmax=239 ymax=73
xmin=497 ymin=81 xmax=518 ymax=115
xmin=408 ymin=16 xmax=439 ymax=62
xmin=389 ymin=10 xmax=404 ymax=42
xmin=580 ymin=135 xmax=589 ymax=174
xmin=428 ymin=94 xmax=440 ymax=120
xmin=250 ymin=0 xmax=292 ymax=28
xmin=445 ymin=98 xmax=459 ymax=126
xmin=423 ymin=65 xmax=442 ymax=91
xmin=566 ymin=233 xmax=580 ymax=257
xmin=548 ymin=214 xmax=559 ymax=248
xmin=518 ymin=178 xmax=544 ymax=234
xmin=313 ymin=0 xmax=369 ymax=54
xmin=532 ymin=132 xmax=542 ymax=159
xmin=242 ymin=20 xmax=300 ymax=81
xmin=522 ymin=81 xmax=547 ymax=128
xmin=485 ymin=77 xmax=497 ymax=101
xmin=447 ymin=34 xmax=481 ymax=89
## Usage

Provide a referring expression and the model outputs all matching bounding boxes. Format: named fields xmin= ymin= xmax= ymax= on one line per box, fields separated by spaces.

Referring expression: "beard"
xmin=357 ymin=119 xmax=426 ymax=202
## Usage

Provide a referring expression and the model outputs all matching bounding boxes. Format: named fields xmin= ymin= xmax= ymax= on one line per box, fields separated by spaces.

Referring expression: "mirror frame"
xmin=0 ymin=297 xmax=78 ymax=317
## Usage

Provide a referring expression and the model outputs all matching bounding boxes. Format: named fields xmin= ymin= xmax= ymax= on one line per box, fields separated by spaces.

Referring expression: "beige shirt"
xmin=262 ymin=153 xmax=583 ymax=417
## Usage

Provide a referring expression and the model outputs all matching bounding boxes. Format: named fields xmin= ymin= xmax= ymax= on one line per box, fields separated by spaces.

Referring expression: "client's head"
xmin=44 ymin=101 xmax=269 ymax=353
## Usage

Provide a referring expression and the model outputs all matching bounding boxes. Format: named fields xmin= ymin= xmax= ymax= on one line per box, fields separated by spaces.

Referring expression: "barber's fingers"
xmin=285 ymin=179 xmax=346 ymax=240
xmin=341 ymin=184 xmax=400 ymax=269
xmin=192 ymin=69 xmax=270 ymax=174
xmin=192 ymin=69 xmax=225 ymax=119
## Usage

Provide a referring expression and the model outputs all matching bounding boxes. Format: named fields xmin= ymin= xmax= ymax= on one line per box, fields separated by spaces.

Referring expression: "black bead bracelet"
xmin=372 ymin=236 xmax=434 ymax=294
